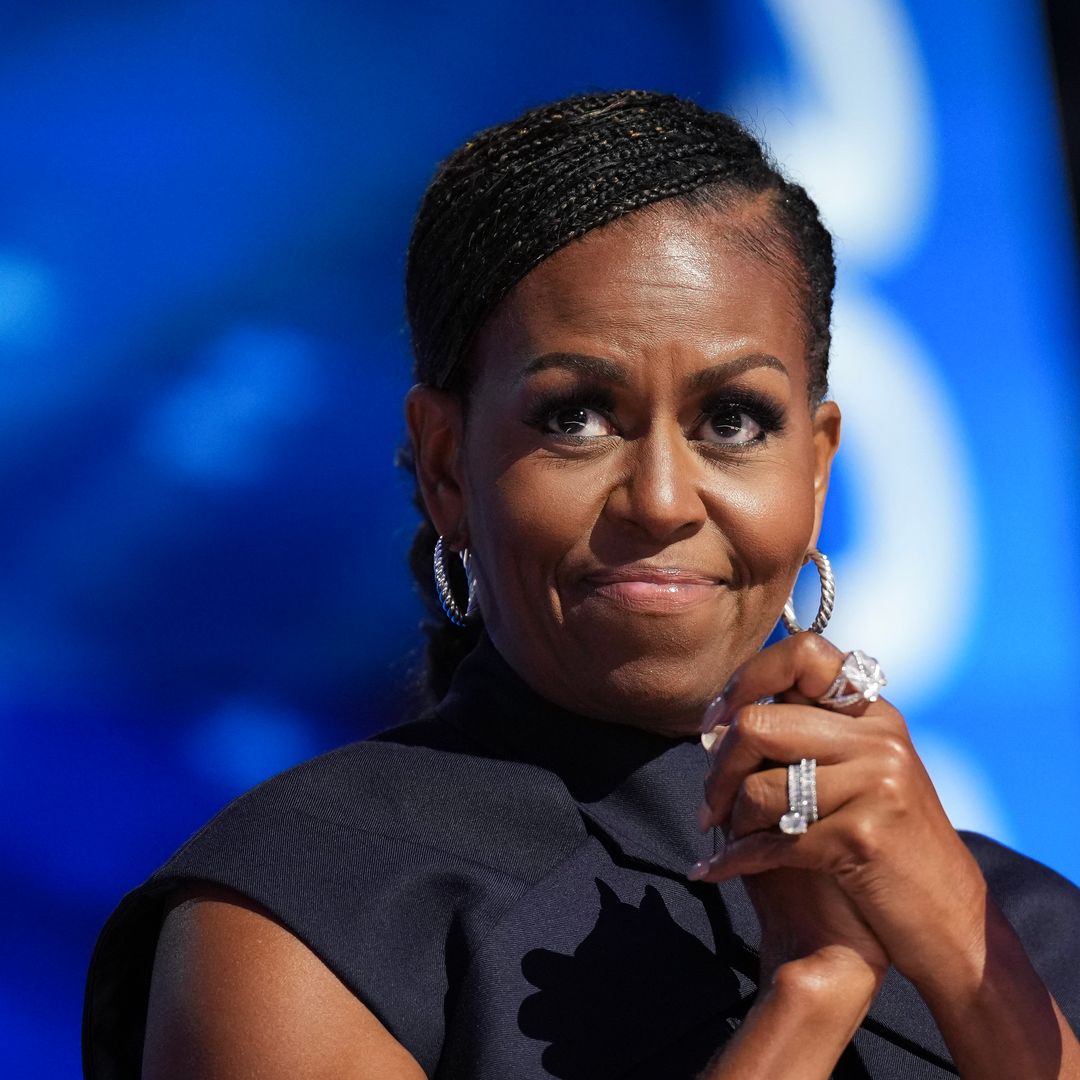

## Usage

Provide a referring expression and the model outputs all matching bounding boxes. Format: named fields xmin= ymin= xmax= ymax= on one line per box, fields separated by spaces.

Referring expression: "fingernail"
xmin=687 ymin=860 xmax=710 ymax=881
xmin=699 ymin=696 xmax=722 ymax=733
xmin=697 ymin=801 xmax=713 ymax=833
xmin=701 ymin=724 xmax=732 ymax=753
xmin=700 ymin=688 xmax=734 ymax=731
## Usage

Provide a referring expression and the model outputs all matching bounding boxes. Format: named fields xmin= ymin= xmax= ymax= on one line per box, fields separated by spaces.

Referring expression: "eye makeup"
xmin=697 ymin=388 xmax=786 ymax=438
xmin=523 ymin=385 xmax=618 ymax=435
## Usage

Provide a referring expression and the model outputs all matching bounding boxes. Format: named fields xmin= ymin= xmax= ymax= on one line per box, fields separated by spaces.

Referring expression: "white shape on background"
xmin=730 ymin=0 xmax=980 ymax=703
xmin=914 ymin=732 xmax=1015 ymax=843
xmin=742 ymin=0 xmax=934 ymax=268
xmin=825 ymin=287 xmax=978 ymax=708
xmin=727 ymin=0 xmax=1008 ymax=829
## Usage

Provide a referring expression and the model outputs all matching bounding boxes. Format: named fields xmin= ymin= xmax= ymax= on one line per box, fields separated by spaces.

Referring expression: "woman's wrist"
xmin=764 ymin=947 xmax=883 ymax=1030
xmin=702 ymin=949 xmax=882 ymax=1080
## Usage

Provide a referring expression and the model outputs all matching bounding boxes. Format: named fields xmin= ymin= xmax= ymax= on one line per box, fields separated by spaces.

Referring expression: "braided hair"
xmin=402 ymin=89 xmax=836 ymax=700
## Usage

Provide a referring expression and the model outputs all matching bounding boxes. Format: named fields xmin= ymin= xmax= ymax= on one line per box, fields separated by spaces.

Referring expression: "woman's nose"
xmin=603 ymin=425 xmax=707 ymax=542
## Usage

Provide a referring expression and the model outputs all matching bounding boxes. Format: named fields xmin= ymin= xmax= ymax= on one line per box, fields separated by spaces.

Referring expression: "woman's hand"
xmin=699 ymin=867 xmax=889 ymax=1079
xmin=693 ymin=632 xmax=1080 ymax=1079
xmin=694 ymin=632 xmax=985 ymax=990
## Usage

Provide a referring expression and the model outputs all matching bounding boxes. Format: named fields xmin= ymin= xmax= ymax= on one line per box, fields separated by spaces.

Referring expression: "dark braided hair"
xmin=402 ymin=89 xmax=836 ymax=701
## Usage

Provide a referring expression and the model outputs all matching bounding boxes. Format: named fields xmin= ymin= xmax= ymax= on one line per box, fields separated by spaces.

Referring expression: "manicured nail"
xmin=703 ymin=726 xmax=732 ymax=753
xmin=699 ymin=695 xmax=723 ymax=733
xmin=688 ymin=860 xmax=710 ymax=881
xmin=701 ymin=689 xmax=735 ymax=731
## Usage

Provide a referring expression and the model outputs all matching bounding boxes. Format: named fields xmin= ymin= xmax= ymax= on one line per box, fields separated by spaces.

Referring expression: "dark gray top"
xmin=83 ymin=636 xmax=1080 ymax=1078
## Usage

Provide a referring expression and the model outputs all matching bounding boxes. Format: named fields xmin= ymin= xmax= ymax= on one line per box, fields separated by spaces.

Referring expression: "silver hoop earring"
xmin=433 ymin=536 xmax=479 ymax=627
xmin=781 ymin=548 xmax=834 ymax=635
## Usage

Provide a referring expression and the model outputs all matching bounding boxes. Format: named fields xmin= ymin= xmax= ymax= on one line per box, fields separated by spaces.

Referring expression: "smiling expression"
xmin=411 ymin=200 xmax=840 ymax=735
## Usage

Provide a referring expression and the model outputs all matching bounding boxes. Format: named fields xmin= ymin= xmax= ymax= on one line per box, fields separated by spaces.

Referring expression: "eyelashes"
xmin=523 ymin=387 xmax=617 ymax=436
xmin=523 ymin=384 xmax=786 ymax=445
xmin=700 ymin=389 xmax=786 ymax=437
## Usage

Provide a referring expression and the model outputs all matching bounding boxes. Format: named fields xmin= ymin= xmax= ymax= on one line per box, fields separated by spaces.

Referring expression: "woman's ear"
xmin=405 ymin=385 xmax=468 ymax=547
xmin=808 ymin=400 xmax=841 ymax=548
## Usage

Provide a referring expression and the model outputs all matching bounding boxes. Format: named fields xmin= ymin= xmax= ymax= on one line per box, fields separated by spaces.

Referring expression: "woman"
xmin=84 ymin=90 xmax=1080 ymax=1078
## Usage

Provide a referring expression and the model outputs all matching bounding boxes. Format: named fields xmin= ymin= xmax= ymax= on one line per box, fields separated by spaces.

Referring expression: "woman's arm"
xmin=142 ymin=887 xmax=427 ymax=1080
xmin=906 ymin=890 xmax=1080 ymax=1079
xmin=701 ymin=886 xmax=1080 ymax=1080
xmin=694 ymin=859 xmax=890 ymax=1080
xmin=700 ymin=948 xmax=880 ymax=1080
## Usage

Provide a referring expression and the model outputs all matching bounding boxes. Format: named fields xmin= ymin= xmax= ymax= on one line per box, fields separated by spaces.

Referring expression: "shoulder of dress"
xmin=958 ymin=830 xmax=1080 ymax=898
xmin=958 ymin=830 xmax=1080 ymax=1031
xmin=958 ymin=829 xmax=1080 ymax=949
xmin=156 ymin=725 xmax=588 ymax=889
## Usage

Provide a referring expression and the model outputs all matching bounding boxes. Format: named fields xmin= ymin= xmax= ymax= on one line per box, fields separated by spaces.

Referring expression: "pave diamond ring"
xmin=779 ymin=758 xmax=818 ymax=835
xmin=816 ymin=650 xmax=887 ymax=711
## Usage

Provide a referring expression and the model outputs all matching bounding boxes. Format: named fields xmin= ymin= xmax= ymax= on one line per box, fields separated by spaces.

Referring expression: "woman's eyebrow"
xmin=520 ymin=352 xmax=629 ymax=384
xmin=519 ymin=351 xmax=788 ymax=388
xmin=684 ymin=354 xmax=789 ymax=392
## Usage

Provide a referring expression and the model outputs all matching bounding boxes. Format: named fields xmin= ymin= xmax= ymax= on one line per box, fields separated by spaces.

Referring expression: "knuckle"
xmin=878 ymin=733 xmax=915 ymax=776
xmin=881 ymin=731 xmax=911 ymax=760
xmin=833 ymin=851 xmax=871 ymax=888
xmin=734 ymin=702 xmax=774 ymax=740
xmin=876 ymin=771 xmax=904 ymax=803
xmin=844 ymin=817 xmax=881 ymax=864
xmin=797 ymin=631 xmax=835 ymax=664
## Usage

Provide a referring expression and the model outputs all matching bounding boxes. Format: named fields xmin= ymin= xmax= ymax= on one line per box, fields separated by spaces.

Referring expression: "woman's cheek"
xmin=710 ymin=462 xmax=818 ymax=579
xmin=476 ymin=462 xmax=592 ymax=573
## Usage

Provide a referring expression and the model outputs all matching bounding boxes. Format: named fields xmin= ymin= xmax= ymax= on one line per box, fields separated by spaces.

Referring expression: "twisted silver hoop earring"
xmin=433 ymin=536 xmax=479 ymax=627
xmin=781 ymin=548 xmax=834 ymax=635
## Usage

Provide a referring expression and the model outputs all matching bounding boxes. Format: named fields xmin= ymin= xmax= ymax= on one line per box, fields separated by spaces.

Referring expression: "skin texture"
xmin=143 ymin=889 xmax=426 ymax=1080
xmin=143 ymin=202 xmax=1080 ymax=1078
xmin=410 ymin=200 xmax=840 ymax=734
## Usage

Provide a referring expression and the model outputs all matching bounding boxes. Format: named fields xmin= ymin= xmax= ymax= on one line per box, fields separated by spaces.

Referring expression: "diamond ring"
xmin=816 ymin=650 xmax=887 ymax=710
xmin=779 ymin=758 xmax=818 ymax=834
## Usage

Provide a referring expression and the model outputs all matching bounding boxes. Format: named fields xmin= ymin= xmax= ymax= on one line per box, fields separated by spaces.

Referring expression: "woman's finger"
xmin=703 ymin=632 xmax=882 ymax=731
xmin=698 ymin=702 xmax=888 ymax=830
xmin=726 ymin=760 xmax=871 ymax=839
xmin=688 ymin=826 xmax=822 ymax=882
xmin=690 ymin=804 xmax=878 ymax=882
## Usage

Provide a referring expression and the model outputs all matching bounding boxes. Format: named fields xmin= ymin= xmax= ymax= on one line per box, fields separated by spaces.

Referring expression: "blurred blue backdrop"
xmin=3 ymin=1 xmax=1078 ymax=1074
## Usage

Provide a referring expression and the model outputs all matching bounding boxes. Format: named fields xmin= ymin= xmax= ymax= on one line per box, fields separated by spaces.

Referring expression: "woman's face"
xmin=414 ymin=201 xmax=840 ymax=735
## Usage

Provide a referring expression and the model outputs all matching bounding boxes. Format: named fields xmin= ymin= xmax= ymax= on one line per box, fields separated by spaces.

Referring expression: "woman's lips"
xmin=581 ymin=569 xmax=721 ymax=613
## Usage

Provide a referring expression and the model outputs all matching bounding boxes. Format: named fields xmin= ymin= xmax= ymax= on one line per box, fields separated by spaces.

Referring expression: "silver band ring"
xmin=779 ymin=757 xmax=818 ymax=834
xmin=817 ymin=649 xmax=887 ymax=710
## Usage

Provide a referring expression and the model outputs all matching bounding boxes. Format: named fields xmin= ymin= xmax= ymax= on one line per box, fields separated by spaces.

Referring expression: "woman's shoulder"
xmin=134 ymin=712 xmax=592 ymax=943
xmin=959 ymin=830 xmax=1080 ymax=913
xmin=180 ymin=715 xmax=586 ymax=876
xmin=83 ymin=716 xmax=589 ymax=1079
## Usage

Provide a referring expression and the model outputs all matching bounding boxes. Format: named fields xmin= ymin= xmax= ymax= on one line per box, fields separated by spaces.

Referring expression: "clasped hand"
xmin=691 ymin=632 xmax=988 ymax=996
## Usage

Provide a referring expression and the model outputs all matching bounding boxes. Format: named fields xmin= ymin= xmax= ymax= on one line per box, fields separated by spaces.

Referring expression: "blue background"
xmin=2 ymin=2 xmax=1078 ymax=1074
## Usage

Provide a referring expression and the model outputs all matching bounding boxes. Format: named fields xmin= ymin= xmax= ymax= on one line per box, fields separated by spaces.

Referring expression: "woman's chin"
xmin=549 ymin=646 xmax=728 ymax=736
xmin=562 ymin=611 xmax=750 ymax=713
xmin=491 ymin=605 xmax=764 ymax=734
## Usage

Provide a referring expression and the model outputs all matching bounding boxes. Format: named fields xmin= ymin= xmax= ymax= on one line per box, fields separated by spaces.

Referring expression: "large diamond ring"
xmin=779 ymin=758 xmax=818 ymax=834
xmin=817 ymin=650 xmax=887 ymax=710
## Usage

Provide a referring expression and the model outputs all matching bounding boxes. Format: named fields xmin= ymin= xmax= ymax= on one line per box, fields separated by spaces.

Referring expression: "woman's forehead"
xmin=473 ymin=202 xmax=811 ymax=382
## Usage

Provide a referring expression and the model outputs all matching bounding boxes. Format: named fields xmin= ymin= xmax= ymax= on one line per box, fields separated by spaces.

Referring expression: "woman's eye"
xmin=544 ymin=407 xmax=613 ymax=438
xmin=697 ymin=406 xmax=764 ymax=445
